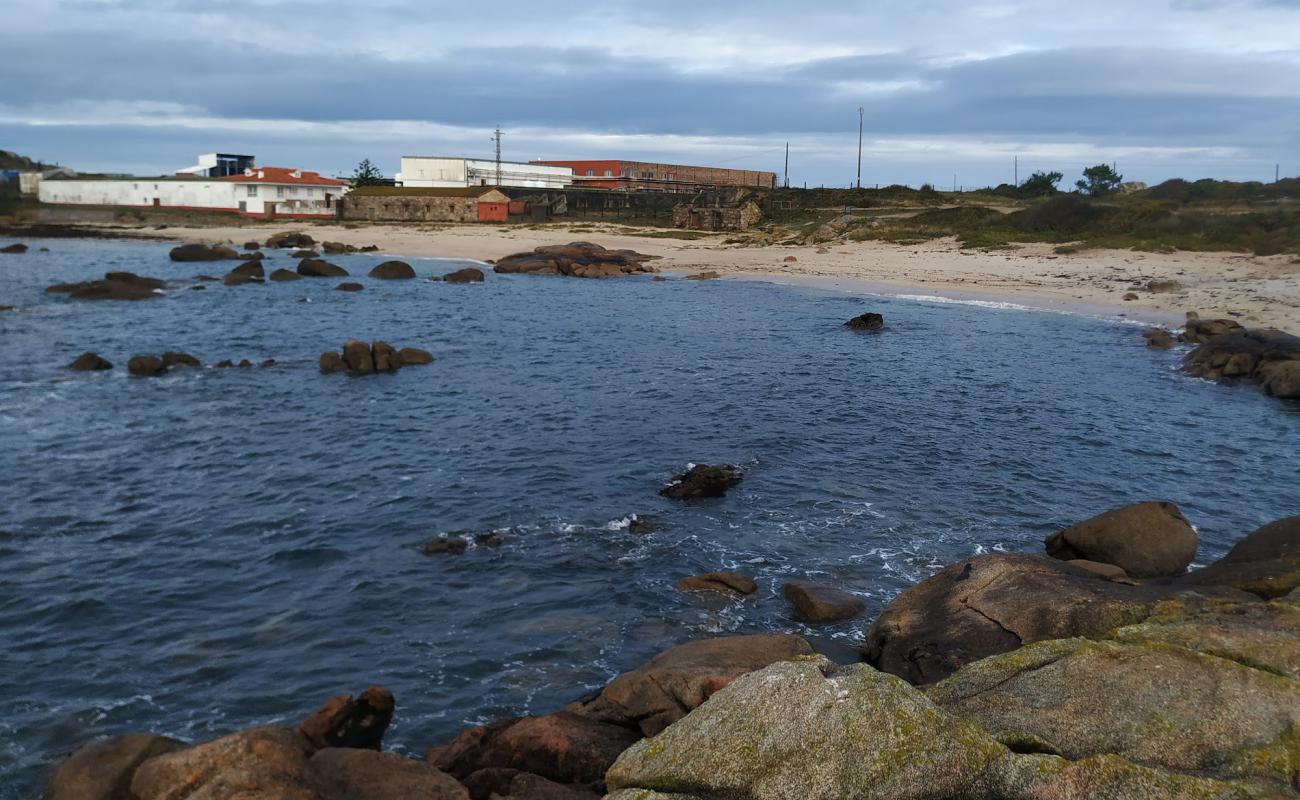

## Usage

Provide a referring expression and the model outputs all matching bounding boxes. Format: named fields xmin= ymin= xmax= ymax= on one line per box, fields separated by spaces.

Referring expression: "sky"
xmin=1 ymin=0 xmax=1297 ymax=188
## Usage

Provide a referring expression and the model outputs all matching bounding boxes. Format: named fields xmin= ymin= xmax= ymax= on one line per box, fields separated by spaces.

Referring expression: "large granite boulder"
xmin=127 ymin=355 xmax=167 ymax=377
xmin=492 ymin=242 xmax=658 ymax=278
xmin=1182 ymin=327 xmax=1300 ymax=399
xmin=46 ymin=272 xmax=164 ymax=301
xmin=321 ymin=340 xmax=432 ymax=376
xmin=862 ymin=554 xmax=1179 ymax=685
xmin=1043 ymin=501 xmax=1199 ymax=578
xmin=443 ymin=267 xmax=485 ymax=283
xmin=45 ymin=733 xmax=185 ymax=800
xmin=782 ymin=581 xmax=867 ymax=622
xmin=129 ymin=726 xmax=316 ymax=800
xmin=269 ymin=268 xmax=302 ymax=282
xmin=427 ymin=712 xmax=638 ymax=790
xmin=398 ymin=347 xmax=434 ymax=366
xmin=2 ymin=242 xmax=28 ymax=253
xmin=169 ymin=243 xmax=239 ymax=262
xmin=298 ymin=258 xmax=349 ymax=277
xmin=1178 ymin=515 xmax=1300 ymax=598
xmin=297 ymin=686 xmax=394 ymax=751
xmin=342 ymin=340 xmax=375 ymax=374
xmin=228 ymin=260 xmax=265 ymax=278
xmin=927 ymin=634 xmax=1300 ymax=793
xmin=308 ymin=748 xmax=467 ymax=800
xmin=659 ymin=464 xmax=743 ymax=500
xmin=1258 ymin=359 xmax=1300 ymax=399
xmin=1180 ymin=312 xmax=1246 ymax=344
xmin=368 ymin=260 xmax=415 ymax=280
xmin=573 ymin=634 xmax=814 ymax=736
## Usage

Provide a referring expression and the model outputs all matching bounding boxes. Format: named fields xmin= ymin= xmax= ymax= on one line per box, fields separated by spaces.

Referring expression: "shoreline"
xmin=8 ymin=219 xmax=1295 ymax=332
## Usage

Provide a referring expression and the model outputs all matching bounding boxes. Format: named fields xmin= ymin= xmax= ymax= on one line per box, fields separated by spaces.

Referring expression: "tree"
xmin=350 ymin=159 xmax=385 ymax=187
xmin=1076 ymin=164 xmax=1123 ymax=197
xmin=1020 ymin=170 xmax=1063 ymax=197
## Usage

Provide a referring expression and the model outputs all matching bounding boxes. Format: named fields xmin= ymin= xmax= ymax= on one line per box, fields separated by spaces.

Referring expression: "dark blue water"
xmin=1 ymin=238 xmax=1297 ymax=797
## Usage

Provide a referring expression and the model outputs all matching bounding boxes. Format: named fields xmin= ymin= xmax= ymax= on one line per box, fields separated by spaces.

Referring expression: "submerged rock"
xmin=335 ymin=282 xmax=364 ymax=292
xmin=782 ymin=581 xmax=866 ymax=622
xmin=2 ymin=242 xmax=28 ymax=253
xmin=269 ymin=268 xmax=302 ymax=282
xmin=421 ymin=536 xmax=468 ymax=555
xmin=297 ymin=258 xmax=349 ymax=277
xmin=676 ymin=572 xmax=758 ymax=596
xmin=368 ymin=260 xmax=416 ymax=280
xmin=443 ymin=267 xmax=485 ymax=283
xmin=398 ymin=347 xmax=434 ymax=366
xmin=845 ymin=312 xmax=885 ymax=331
xmin=1044 ymin=501 xmax=1198 ymax=578
xmin=127 ymin=355 xmax=166 ymax=377
xmin=1143 ymin=327 xmax=1174 ymax=349
xmin=46 ymin=272 xmax=165 ymax=301
xmin=67 ymin=352 xmax=113 ymax=371
xmin=660 ymin=464 xmax=743 ymax=499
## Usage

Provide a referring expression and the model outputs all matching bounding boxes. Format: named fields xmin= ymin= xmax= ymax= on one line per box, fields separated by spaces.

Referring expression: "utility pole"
xmin=1277 ymin=164 xmax=1281 ymax=184
xmin=856 ymin=107 xmax=864 ymax=189
xmin=1014 ymin=155 xmax=1018 ymax=186
xmin=784 ymin=141 xmax=790 ymax=188
xmin=492 ymin=127 xmax=503 ymax=186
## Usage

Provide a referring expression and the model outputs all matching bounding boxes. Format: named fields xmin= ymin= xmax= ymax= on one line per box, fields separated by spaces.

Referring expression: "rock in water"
xmin=845 ymin=312 xmax=885 ymax=331
xmin=67 ymin=352 xmax=113 ymax=371
xmin=1143 ymin=328 xmax=1174 ymax=349
xmin=371 ymin=340 xmax=401 ymax=372
xmin=684 ymin=271 xmax=719 ymax=281
xmin=397 ymin=347 xmax=434 ymax=366
xmin=573 ymin=634 xmax=815 ymax=736
xmin=368 ymin=260 xmax=416 ymax=280
xmin=161 ymin=352 xmax=200 ymax=369
xmin=127 ymin=355 xmax=166 ymax=377
xmin=129 ymin=726 xmax=314 ymax=800
xmin=269 ymin=268 xmax=302 ymax=282
xmin=1181 ymin=312 xmax=1245 ymax=344
xmin=1043 ymin=501 xmax=1198 ymax=578
xmin=297 ymin=686 xmax=394 ymax=750
xmin=266 ymin=231 xmax=315 ymax=249
xmin=335 ymin=282 xmax=364 ymax=292
xmin=443 ymin=267 xmax=485 ymax=283
xmin=1178 ymin=515 xmax=1300 ymax=598
xmin=676 ymin=572 xmax=758 ymax=595
xmin=341 ymin=340 xmax=375 ymax=374
xmin=320 ymin=352 xmax=345 ymax=373
xmin=2 ymin=242 xmax=28 ymax=253
xmin=660 ymin=464 xmax=743 ymax=499
xmin=243 ymin=241 xmax=261 ymax=251
xmin=46 ymin=272 xmax=164 ymax=301
xmin=308 ymin=749 xmax=468 ymax=800
xmin=782 ymin=581 xmax=867 ymax=622
xmin=492 ymin=242 xmax=658 ymax=278
xmin=297 ymin=258 xmax=349 ymax=277
xmin=227 ymin=260 xmax=265 ymax=278
xmin=168 ymin=243 xmax=239 ymax=262
xmin=420 ymin=536 xmax=468 ymax=555
xmin=45 ymin=733 xmax=185 ymax=800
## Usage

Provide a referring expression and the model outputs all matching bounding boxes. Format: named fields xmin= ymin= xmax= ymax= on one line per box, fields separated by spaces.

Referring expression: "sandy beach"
xmin=135 ymin=221 xmax=1300 ymax=330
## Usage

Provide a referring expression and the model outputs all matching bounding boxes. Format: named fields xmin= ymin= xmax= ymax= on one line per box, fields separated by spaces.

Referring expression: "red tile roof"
xmin=222 ymin=167 xmax=346 ymax=186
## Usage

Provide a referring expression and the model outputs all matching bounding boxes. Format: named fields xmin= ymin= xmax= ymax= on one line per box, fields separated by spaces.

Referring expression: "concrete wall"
xmin=399 ymin=157 xmax=572 ymax=189
xmin=40 ymin=179 xmax=240 ymax=210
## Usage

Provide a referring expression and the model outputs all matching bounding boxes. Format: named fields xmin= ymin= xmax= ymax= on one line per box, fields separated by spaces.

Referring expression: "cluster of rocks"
xmin=492 ymin=241 xmax=659 ymax=279
xmin=169 ymin=243 xmax=240 ymax=262
xmin=675 ymin=571 xmax=866 ymax=623
xmin=1140 ymin=312 xmax=1300 ymax=400
xmin=67 ymin=351 xmax=274 ymax=375
xmin=46 ymin=272 xmax=165 ymax=301
xmin=419 ymin=532 xmax=506 ymax=555
xmin=319 ymin=340 xmax=433 ymax=375
xmin=323 ymin=241 xmax=379 ymax=254
xmin=45 ymin=502 xmax=1300 ymax=799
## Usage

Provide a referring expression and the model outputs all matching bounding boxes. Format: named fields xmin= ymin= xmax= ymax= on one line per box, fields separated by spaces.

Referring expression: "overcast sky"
xmin=2 ymin=0 xmax=1297 ymax=187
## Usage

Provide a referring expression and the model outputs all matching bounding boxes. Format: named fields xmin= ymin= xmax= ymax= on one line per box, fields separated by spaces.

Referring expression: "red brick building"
xmin=530 ymin=159 xmax=775 ymax=192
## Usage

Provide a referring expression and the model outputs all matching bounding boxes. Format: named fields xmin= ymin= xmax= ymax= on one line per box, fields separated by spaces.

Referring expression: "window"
xmin=586 ymin=169 xmax=595 ymax=177
xmin=133 ymin=183 xmax=139 ymax=190
xmin=603 ymin=170 xmax=612 ymax=177
xmin=290 ymin=187 xmax=298 ymax=195
xmin=247 ymin=185 xmax=258 ymax=197
xmin=276 ymin=186 xmax=285 ymax=197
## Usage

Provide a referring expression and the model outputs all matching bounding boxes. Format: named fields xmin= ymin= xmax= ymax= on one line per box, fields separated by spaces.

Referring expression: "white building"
xmin=396 ymin=156 xmax=572 ymax=190
xmin=39 ymin=166 xmax=347 ymax=218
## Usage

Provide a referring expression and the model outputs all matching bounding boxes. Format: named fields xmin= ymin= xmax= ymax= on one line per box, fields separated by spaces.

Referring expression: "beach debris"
xmin=844 ymin=312 xmax=885 ymax=331
xmin=443 ymin=266 xmax=485 ymax=283
xmin=782 ymin=581 xmax=866 ymax=623
xmin=1 ymin=242 xmax=28 ymax=253
xmin=168 ymin=243 xmax=239 ymax=262
xmin=335 ymin=282 xmax=364 ymax=292
xmin=1147 ymin=279 xmax=1182 ymax=293
xmin=676 ymin=572 xmax=758 ymax=596
xmin=265 ymin=231 xmax=315 ymax=249
xmin=46 ymin=272 xmax=164 ymax=301
xmin=297 ymin=258 xmax=349 ymax=277
xmin=320 ymin=340 xmax=432 ymax=375
xmin=660 ymin=464 xmax=743 ymax=499
xmin=492 ymin=241 xmax=658 ymax=279
xmin=66 ymin=352 xmax=112 ymax=371
xmin=368 ymin=260 xmax=416 ymax=280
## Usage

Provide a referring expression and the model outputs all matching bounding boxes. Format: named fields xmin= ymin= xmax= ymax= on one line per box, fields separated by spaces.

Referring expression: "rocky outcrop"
xmin=320 ymin=340 xmax=432 ymax=375
xmin=45 ymin=733 xmax=184 ymax=800
xmin=293 ymin=249 xmax=320 ymax=258
xmin=127 ymin=355 xmax=167 ymax=377
xmin=298 ymin=258 xmax=349 ymax=277
xmin=243 ymin=241 xmax=261 ymax=251
xmin=845 ymin=312 xmax=885 ymax=331
xmin=2 ymin=242 xmax=28 ymax=253
xmin=1044 ymin=501 xmax=1198 ymax=578
xmin=443 ymin=267 xmax=486 ymax=283
xmin=368 ymin=260 xmax=415 ymax=280
xmin=310 ymin=748 xmax=468 ymax=800
xmin=227 ymin=260 xmax=265 ymax=279
xmin=659 ymin=464 xmax=743 ymax=499
xmin=1143 ymin=327 xmax=1174 ymax=349
xmin=420 ymin=536 xmax=468 ymax=555
xmin=492 ymin=242 xmax=658 ymax=278
xmin=46 ymin=272 xmax=165 ymax=301
xmin=267 ymin=232 xmax=315 ymax=249
xmin=168 ymin=243 xmax=239 ymax=262
xmin=129 ymin=726 xmax=316 ymax=800
xmin=675 ymin=572 xmax=757 ymax=595
xmin=298 ymin=687 xmax=394 ymax=751
xmin=1181 ymin=311 xmax=1245 ymax=344
xmin=572 ymin=634 xmax=815 ymax=737
xmin=322 ymin=241 xmax=360 ymax=254
xmin=782 ymin=581 xmax=867 ymax=622
xmin=1178 ymin=515 xmax=1300 ymax=598
xmin=1183 ymin=326 xmax=1300 ymax=399
xmin=67 ymin=352 xmax=113 ymax=371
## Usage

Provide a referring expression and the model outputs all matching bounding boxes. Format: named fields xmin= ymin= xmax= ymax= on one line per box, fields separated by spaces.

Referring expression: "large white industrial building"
xmin=396 ymin=157 xmax=572 ymax=190
xmin=39 ymin=162 xmax=347 ymax=218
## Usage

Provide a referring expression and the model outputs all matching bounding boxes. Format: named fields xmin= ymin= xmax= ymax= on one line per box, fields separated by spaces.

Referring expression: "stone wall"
xmin=340 ymin=195 xmax=479 ymax=223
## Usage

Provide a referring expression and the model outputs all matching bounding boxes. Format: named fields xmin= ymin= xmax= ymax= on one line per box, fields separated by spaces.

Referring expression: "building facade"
xmin=177 ymin=153 xmax=256 ymax=178
xmin=39 ymin=167 xmax=346 ymax=218
xmin=396 ymin=157 xmax=572 ymax=190
xmin=530 ymin=160 xmax=776 ymax=192
xmin=340 ymin=187 xmax=511 ymax=223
